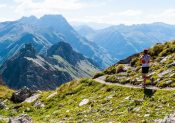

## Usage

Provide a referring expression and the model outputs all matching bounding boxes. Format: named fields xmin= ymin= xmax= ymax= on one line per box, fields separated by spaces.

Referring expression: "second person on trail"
xmin=140 ymin=49 xmax=151 ymax=88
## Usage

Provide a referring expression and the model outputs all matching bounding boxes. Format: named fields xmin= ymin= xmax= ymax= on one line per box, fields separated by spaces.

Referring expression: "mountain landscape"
xmin=0 ymin=15 xmax=115 ymax=69
xmin=0 ymin=42 xmax=98 ymax=90
xmin=0 ymin=0 xmax=175 ymax=122
xmin=76 ymin=23 xmax=175 ymax=60
xmin=0 ymin=40 xmax=175 ymax=122
xmin=0 ymin=15 xmax=175 ymax=122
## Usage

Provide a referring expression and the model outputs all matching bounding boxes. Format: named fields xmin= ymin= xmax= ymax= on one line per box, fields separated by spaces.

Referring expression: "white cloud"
xmin=69 ymin=9 xmax=175 ymax=25
xmin=0 ymin=17 xmax=9 ymax=22
xmin=1 ymin=0 xmax=175 ymax=25
xmin=13 ymin=0 xmax=94 ymax=17
xmin=117 ymin=10 xmax=142 ymax=16
xmin=0 ymin=4 xmax=6 ymax=8
xmin=146 ymin=9 xmax=175 ymax=24
xmin=69 ymin=10 xmax=144 ymax=25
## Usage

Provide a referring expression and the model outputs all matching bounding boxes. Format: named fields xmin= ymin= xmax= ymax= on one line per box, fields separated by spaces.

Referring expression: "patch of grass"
xmin=1 ymin=79 xmax=175 ymax=122
xmin=0 ymin=85 xmax=13 ymax=99
xmin=93 ymin=72 xmax=105 ymax=79
xmin=105 ymin=75 xmax=117 ymax=83
xmin=104 ymin=66 xmax=116 ymax=74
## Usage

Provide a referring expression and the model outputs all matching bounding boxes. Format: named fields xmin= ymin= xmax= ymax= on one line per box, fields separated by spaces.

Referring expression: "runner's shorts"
xmin=142 ymin=67 xmax=149 ymax=74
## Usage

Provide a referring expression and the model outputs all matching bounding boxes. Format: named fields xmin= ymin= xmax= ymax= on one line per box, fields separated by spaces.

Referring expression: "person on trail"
xmin=140 ymin=49 xmax=151 ymax=88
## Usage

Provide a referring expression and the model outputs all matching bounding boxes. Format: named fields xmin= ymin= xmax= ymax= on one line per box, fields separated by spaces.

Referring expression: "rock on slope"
xmin=0 ymin=42 xmax=98 ymax=90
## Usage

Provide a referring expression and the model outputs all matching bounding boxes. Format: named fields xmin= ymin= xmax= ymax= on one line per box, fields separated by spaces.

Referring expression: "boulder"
xmin=8 ymin=114 xmax=33 ymax=123
xmin=24 ymin=94 xmax=40 ymax=103
xmin=173 ymin=61 xmax=175 ymax=66
xmin=46 ymin=92 xmax=57 ymax=99
xmin=34 ymin=101 xmax=45 ymax=108
xmin=11 ymin=87 xmax=35 ymax=103
xmin=79 ymin=99 xmax=89 ymax=106
xmin=0 ymin=102 xmax=6 ymax=109
xmin=165 ymin=80 xmax=173 ymax=85
xmin=125 ymin=96 xmax=131 ymax=100
xmin=160 ymin=56 xmax=169 ymax=63
xmin=158 ymin=69 xmax=172 ymax=78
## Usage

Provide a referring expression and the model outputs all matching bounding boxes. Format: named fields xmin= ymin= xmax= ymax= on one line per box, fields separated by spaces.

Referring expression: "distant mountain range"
xmin=76 ymin=22 xmax=175 ymax=60
xmin=0 ymin=15 xmax=115 ymax=69
xmin=0 ymin=42 xmax=98 ymax=90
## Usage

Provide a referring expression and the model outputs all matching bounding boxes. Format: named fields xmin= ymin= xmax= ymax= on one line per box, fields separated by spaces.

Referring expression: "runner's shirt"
xmin=141 ymin=54 xmax=150 ymax=67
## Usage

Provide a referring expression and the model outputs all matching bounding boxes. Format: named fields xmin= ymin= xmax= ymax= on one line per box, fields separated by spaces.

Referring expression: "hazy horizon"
xmin=1 ymin=14 xmax=175 ymax=30
xmin=0 ymin=0 xmax=175 ymax=26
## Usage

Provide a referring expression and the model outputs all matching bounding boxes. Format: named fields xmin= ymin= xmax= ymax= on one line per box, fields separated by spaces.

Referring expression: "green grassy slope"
xmin=95 ymin=40 xmax=175 ymax=88
xmin=1 ymin=79 xmax=175 ymax=122
xmin=53 ymin=55 xmax=98 ymax=79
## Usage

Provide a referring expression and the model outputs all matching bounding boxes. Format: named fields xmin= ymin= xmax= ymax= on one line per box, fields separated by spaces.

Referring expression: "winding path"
xmin=94 ymin=76 xmax=175 ymax=91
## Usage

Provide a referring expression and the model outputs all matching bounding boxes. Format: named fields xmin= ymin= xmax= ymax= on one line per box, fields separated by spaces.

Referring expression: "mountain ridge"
xmin=0 ymin=42 xmax=98 ymax=90
xmin=0 ymin=15 xmax=115 ymax=69
xmin=77 ymin=22 xmax=175 ymax=60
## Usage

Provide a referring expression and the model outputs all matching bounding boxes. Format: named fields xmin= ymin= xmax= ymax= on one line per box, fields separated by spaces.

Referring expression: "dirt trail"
xmin=94 ymin=76 xmax=175 ymax=91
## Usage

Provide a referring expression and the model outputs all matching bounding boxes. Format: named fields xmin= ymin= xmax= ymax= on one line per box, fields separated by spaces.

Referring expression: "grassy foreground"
xmin=0 ymin=79 xmax=175 ymax=122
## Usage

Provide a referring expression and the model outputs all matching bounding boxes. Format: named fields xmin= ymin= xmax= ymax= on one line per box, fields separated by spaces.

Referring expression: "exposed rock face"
xmin=8 ymin=114 xmax=33 ymax=123
xmin=19 ymin=43 xmax=36 ymax=58
xmin=0 ymin=42 xmax=98 ymax=90
xmin=0 ymin=43 xmax=73 ymax=90
xmin=11 ymin=87 xmax=34 ymax=103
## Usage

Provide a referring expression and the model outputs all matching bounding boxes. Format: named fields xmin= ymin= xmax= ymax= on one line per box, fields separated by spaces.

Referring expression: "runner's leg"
xmin=142 ymin=74 xmax=146 ymax=88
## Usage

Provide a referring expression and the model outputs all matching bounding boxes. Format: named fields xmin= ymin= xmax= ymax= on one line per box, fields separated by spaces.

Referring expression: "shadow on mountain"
xmin=144 ymin=88 xmax=156 ymax=98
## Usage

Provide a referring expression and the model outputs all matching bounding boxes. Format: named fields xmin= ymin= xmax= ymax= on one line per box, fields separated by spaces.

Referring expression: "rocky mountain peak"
xmin=19 ymin=43 xmax=36 ymax=58
xmin=0 ymin=42 xmax=98 ymax=90
xmin=40 ymin=15 xmax=65 ymax=21
xmin=19 ymin=16 xmax=38 ymax=24
xmin=38 ymin=15 xmax=69 ymax=28
xmin=47 ymin=41 xmax=85 ymax=65
xmin=47 ymin=41 xmax=73 ymax=56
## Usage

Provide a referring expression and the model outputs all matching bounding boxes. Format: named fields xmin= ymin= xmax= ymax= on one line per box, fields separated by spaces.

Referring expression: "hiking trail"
xmin=94 ymin=76 xmax=175 ymax=91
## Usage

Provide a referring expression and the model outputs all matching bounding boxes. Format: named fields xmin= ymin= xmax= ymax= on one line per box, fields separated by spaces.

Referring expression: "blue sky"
xmin=0 ymin=0 xmax=175 ymax=25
